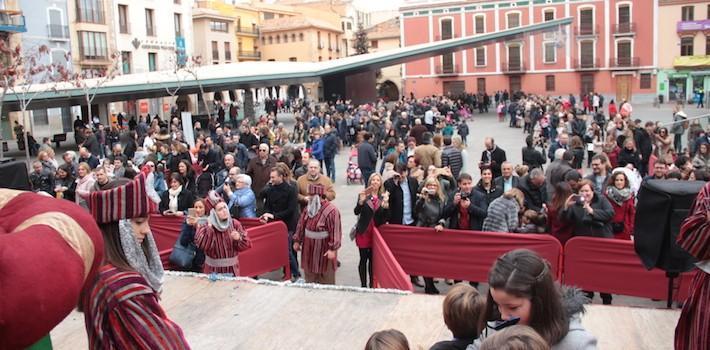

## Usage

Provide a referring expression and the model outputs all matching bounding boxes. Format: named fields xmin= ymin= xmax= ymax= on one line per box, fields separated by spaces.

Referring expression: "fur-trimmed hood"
xmin=559 ymin=285 xmax=590 ymax=318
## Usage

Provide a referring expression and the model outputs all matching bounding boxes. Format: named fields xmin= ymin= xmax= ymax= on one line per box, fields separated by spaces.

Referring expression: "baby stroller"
xmin=346 ymin=148 xmax=363 ymax=185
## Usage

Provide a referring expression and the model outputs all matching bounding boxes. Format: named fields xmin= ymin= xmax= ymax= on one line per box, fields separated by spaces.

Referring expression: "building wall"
xmin=193 ymin=16 xmax=236 ymax=65
xmin=67 ymin=0 xmax=115 ymax=71
xmin=234 ymin=6 xmax=260 ymax=57
xmin=400 ymin=0 xmax=658 ymax=103
xmin=260 ymin=28 xmax=343 ymax=62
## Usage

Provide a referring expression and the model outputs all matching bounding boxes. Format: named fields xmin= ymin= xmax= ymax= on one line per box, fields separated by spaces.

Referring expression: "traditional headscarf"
xmin=204 ymin=190 xmax=231 ymax=231
xmin=307 ymin=184 xmax=325 ymax=218
xmin=118 ymin=219 xmax=164 ymax=292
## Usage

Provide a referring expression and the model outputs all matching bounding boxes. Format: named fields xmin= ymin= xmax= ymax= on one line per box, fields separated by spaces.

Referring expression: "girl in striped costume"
xmin=194 ymin=198 xmax=252 ymax=276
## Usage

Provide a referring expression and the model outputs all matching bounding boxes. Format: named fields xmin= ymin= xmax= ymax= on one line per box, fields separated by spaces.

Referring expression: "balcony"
xmin=0 ymin=10 xmax=26 ymax=33
xmin=238 ymin=50 xmax=261 ymax=60
xmin=613 ymin=22 xmax=636 ymax=36
xmin=47 ymin=24 xmax=69 ymax=40
xmin=434 ymin=64 xmax=460 ymax=76
xmin=235 ymin=26 xmax=259 ymax=36
xmin=677 ymin=19 xmax=710 ymax=33
xmin=574 ymin=24 xmax=598 ymax=37
xmin=573 ymin=57 xmax=600 ymax=71
xmin=502 ymin=62 xmax=527 ymax=74
xmin=609 ymin=57 xmax=639 ymax=69
xmin=435 ymin=35 xmax=454 ymax=41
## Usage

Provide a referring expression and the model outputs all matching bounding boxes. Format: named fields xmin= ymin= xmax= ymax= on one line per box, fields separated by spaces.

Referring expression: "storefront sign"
xmin=140 ymin=101 xmax=149 ymax=114
xmin=677 ymin=20 xmax=710 ymax=32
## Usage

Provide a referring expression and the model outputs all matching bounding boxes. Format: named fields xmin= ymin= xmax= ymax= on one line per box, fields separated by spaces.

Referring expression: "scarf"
xmin=168 ymin=186 xmax=182 ymax=212
xmin=307 ymin=195 xmax=322 ymax=218
xmin=118 ymin=219 xmax=164 ymax=293
xmin=208 ymin=209 xmax=232 ymax=232
xmin=606 ymin=186 xmax=632 ymax=205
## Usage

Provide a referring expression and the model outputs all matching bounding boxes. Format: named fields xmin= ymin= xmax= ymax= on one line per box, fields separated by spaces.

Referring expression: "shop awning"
xmin=673 ymin=56 xmax=710 ymax=68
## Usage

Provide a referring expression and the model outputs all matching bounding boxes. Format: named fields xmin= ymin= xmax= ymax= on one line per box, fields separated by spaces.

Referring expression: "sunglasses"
xmin=259 ymin=149 xmax=268 ymax=152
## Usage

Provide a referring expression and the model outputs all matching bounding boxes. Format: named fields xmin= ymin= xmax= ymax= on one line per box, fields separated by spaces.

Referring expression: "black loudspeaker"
xmin=634 ymin=180 xmax=705 ymax=274
xmin=0 ymin=160 xmax=31 ymax=191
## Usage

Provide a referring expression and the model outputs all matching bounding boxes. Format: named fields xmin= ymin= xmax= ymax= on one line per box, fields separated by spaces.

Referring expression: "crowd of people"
xmin=20 ymin=88 xmax=709 ymax=349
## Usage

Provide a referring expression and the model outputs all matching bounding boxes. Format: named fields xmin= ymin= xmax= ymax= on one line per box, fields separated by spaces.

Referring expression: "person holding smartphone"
xmin=159 ymin=173 xmax=194 ymax=217
xmin=560 ymin=179 xmax=614 ymax=239
xmin=414 ymin=177 xmax=448 ymax=294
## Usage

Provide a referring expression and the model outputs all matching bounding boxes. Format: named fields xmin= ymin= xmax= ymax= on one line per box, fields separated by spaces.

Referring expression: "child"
xmin=480 ymin=325 xmax=550 ymax=350
xmin=430 ymin=283 xmax=486 ymax=350
xmin=514 ymin=210 xmax=547 ymax=234
xmin=365 ymin=329 xmax=410 ymax=350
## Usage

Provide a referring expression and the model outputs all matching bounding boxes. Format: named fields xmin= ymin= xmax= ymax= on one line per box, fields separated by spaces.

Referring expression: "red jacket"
xmin=606 ymin=194 xmax=635 ymax=240
xmin=548 ymin=207 xmax=574 ymax=245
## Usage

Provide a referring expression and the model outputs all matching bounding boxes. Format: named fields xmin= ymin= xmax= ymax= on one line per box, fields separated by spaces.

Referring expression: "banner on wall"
xmin=181 ymin=112 xmax=194 ymax=148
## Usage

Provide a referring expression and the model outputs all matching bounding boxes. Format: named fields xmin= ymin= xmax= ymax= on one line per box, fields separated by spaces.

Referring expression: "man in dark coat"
xmin=261 ymin=166 xmax=301 ymax=279
xmin=517 ymin=168 xmax=548 ymax=212
xmin=382 ymin=163 xmax=417 ymax=226
xmin=480 ymin=137 xmax=507 ymax=179
xmin=493 ymin=161 xmax=520 ymax=193
xmin=634 ymin=121 xmax=655 ymax=176
xmin=357 ymin=132 xmax=377 ymax=187
xmin=323 ymin=125 xmax=339 ymax=182
xmin=443 ymin=173 xmax=488 ymax=231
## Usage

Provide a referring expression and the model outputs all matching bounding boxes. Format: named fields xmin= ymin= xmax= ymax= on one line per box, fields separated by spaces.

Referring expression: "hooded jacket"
xmin=468 ymin=287 xmax=597 ymax=350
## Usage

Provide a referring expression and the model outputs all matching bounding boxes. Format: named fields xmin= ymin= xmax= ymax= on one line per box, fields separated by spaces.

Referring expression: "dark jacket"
xmin=29 ymin=169 xmax=55 ymax=195
xmin=262 ymin=181 xmax=299 ymax=232
xmin=323 ymin=131 xmax=339 ymax=159
xmin=480 ymin=146 xmax=507 ymax=179
xmin=560 ymin=192 xmax=614 ymax=238
xmin=634 ymin=128 xmax=653 ymax=162
xmin=178 ymin=221 xmax=205 ymax=272
xmin=443 ymin=190 xmax=488 ymax=231
xmin=357 ymin=141 xmax=377 ymax=171
xmin=516 ymin=175 xmax=547 ymax=212
xmin=493 ymin=175 xmax=520 ymax=192
xmin=246 ymin=156 xmax=277 ymax=196
xmin=441 ymin=146 xmax=464 ymax=179
xmin=79 ymin=155 xmax=100 ymax=169
xmin=55 ymin=176 xmax=76 ymax=202
xmin=547 ymin=142 xmax=568 ymax=161
xmin=522 ymin=146 xmax=546 ymax=170
xmin=159 ymin=189 xmax=195 ymax=214
xmin=570 ymin=118 xmax=587 ymax=138
xmin=617 ymin=148 xmax=641 ymax=170
xmin=83 ymin=134 xmax=102 ymax=156
xmin=383 ymin=176 xmax=418 ymax=225
xmin=354 ymin=195 xmax=387 ymax=234
xmin=473 ymin=180 xmax=503 ymax=206
xmin=415 ymin=196 xmax=447 ymax=227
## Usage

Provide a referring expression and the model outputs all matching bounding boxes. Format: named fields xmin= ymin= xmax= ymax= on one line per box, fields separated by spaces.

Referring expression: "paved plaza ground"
xmin=4 ymin=102 xmax=708 ymax=306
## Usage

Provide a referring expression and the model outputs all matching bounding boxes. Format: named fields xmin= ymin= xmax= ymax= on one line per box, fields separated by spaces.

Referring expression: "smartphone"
xmin=187 ymin=208 xmax=197 ymax=218
xmin=490 ymin=317 xmax=520 ymax=331
xmin=573 ymin=195 xmax=584 ymax=205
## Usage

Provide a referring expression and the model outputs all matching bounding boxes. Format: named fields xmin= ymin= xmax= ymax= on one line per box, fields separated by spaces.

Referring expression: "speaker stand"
xmin=666 ymin=271 xmax=679 ymax=309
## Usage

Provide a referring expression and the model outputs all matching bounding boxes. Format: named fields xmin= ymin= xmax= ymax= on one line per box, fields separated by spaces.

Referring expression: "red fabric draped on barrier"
xmin=148 ymin=214 xmax=290 ymax=280
xmin=377 ymin=225 xmax=563 ymax=283
xmin=372 ymin=227 xmax=413 ymax=291
xmin=563 ymin=237 xmax=694 ymax=301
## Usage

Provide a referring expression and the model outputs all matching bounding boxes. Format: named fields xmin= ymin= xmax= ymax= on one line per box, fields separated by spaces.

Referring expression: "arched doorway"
xmin=378 ymin=80 xmax=399 ymax=101
xmin=287 ymin=84 xmax=304 ymax=99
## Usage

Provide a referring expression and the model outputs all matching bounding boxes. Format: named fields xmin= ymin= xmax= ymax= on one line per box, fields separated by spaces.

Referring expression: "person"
xmin=293 ymin=184 xmax=343 ymax=284
xmin=654 ymin=127 xmax=673 ymax=157
xmin=358 ymin=132 xmax=378 ymax=186
xmin=635 ymin=122 xmax=655 ymax=176
xmin=78 ymin=147 xmax=100 ymax=169
xmin=617 ymin=138 xmax=641 ymax=170
xmin=547 ymin=183 xmax=575 ymax=245
xmin=474 ymin=166 xmax=503 ymax=207
xmin=414 ymin=177 xmax=448 ymax=294
xmin=674 ymin=181 xmax=710 ymax=350
xmin=482 ymin=189 xmax=524 ymax=233
xmin=516 ymin=168 xmax=547 ymax=213
xmin=547 ymin=133 xmax=569 ymax=162
xmin=585 ymin=154 xmax=610 ymax=193
xmin=83 ymin=174 xmax=190 ymax=349
xmin=194 ymin=193 xmax=252 ymax=276
xmin=177 ymin=159 xmax=197 ymax=196
xmin=159 ymin=173 xmax=195 ymax=216
xmin=75 ymin=162 xmax=96 ymax=210
xmin=92 ymin=166 xmax=112 ymax=192
xmin=569 ymin=136 xmax=585 ymax=170
xmin=480 ymin=137 xmax=506 ymax=179
xmin=261 ymin=166 xmax=301 ymax=280
xmin=176 ymin=198 xmax=208 ymax=273
xmin=365 ymin=329 xmax=410 ymax=350
xmin=522 ymin=135 xmax=546 ymax=170
xmin=383 ymin=162 xmax=418 ymax=227
xmin=692 ymin=143 xmax=710 ymax=173
xmin=604 ymin=171 xmax=635 ymax=241
xmin=494 ymin=162 xmax=519 ymax=193
xmin=415 ymin=132 xmax=442 ymax=172
xmin=671 ymin=111 xmax=687 ymax=152
xmin=430 ymin=284 xmax=486 ymax=350
xmin=323 ymin=124 xmax=339 ymax=182
xmin=479 ymin=325 xmax=550 ymax=350
xmin=353 ymin=173 xmax=387 ymax=288
xmin=441 ymin=136 xmax=464 ymax=180
xmin=29 ymin=160 xmax=55 ymax=195
xmin=444 ymin=173 xmax=488 ymax=231
xmin=296 ymin=159 xmax=336 ymax=207
xmin=560 ymin=179 xmax=614 ymax=238
xmin=224 ymin=174 xmax=257 ymax=219
xmin=545 ymin=150 xmax=575 ymax=200
xmin=246 ymin=143 xmax=277 ymax=209
xmin=644 ymin=159 xmax=668 ymax=181
xmin=469 ymin=249 xmax=597 ymax=350
xmin=311 ymin=129 xmax=325 ymax=167
xmin=54 ymin=163 xmax=77 ymax=201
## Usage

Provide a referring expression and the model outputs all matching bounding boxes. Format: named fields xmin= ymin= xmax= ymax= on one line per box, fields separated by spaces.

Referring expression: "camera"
xmin=573 ymin=195 xmax=585 ymax=206
xmin=459 ymin=192 xmax=470 ymax=201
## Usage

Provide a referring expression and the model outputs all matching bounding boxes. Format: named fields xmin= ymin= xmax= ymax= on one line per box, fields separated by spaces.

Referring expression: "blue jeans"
xmin=287 ymin=231 xmax=300 ymax=279
xmin=325 ymin=156 xmax=335 ymax=182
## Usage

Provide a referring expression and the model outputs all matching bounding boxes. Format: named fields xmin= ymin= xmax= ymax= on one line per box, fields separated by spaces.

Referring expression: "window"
xmin=640 ymin=73 xmax=651 ymax=89
xmin=268 ymin=36 xmax=272 ymax=44
xmin=341 ymin=22 xmax=344 ymax=31
xmin=76 ymin=0 xmax=104 ymax=24
xmin=299 ymin=33 xmax=304 ymax=41
xmin=507 ymin=44 xmax=522 ymax=71
xmin=318 ymin=56 xmax=322 ymax=61
xmin=211 ymin=41 xmax=219 ymax=60
xmin=261 ymin=37 xmax=265 ymax=45
xmin=371 ymin=40 xmax=378 ymax=48
xmin=543 ymin=42 xmax=556 ymax=63
xmin=276 ymin=35 xmax=280 ymax=44
xmin=328 ymin=33 xmax=332 ymax=49
xmin=545 ymin=75 xmax=555 ymax=91
xmin=148 ymin=53 xmax=157 ymax=72
xmin=579 ymin=8 xmax=594 ymax=35
xmin=284 ymin=34 xmax=288 ymax=43
xmin=291 ymin=34 xmax=296 ymax=42
xmin=506 ymin=12 xmax=520 ymax=29
xmin=580 ymin=40 xmax=594 ymax=68
xmin=118 ymin=5 xmax=129 ymax=33
xmin=474 ymin=15 xmax=484 ymax=34
xmin=347 ymin=22 xmax=352 ymax=30
xmin=475 ymin=47 xmax=486 ymax=66
xmin=289 ymin=57 xmax=297 ymax=62
xmin=78 ymin=31 xmax=107 ymax=60
xmin=618 ymin=4 xmax=630 ymax=24
xmin=441 ymin=19 xmax=453 ymax=40
xmin=121 ymin=51 xmax=131 ymax=74
xmin=544 ymin=10 xmax=554 ymax=22
xmin=706 ymin=35 xmax=710 ymax=55
xmin=50 ymin=50 xmax=67 ymax=66
xmin=174 ymin=13 xmax=182 ymax=36
xmin=681 ymin=37 xmax=694 ymax=56
xmin=617 ymin=41 xmax=632 ymax=64
xmin=210 ymin=20 xmax=228 ymax=32
xmin=145 ymin=9 xmax=155 ymax=36
xmin=224 ymin=42 xmax=231 ymax=61
xmin=477 ymin=78 xmax=486 ymax=93
xmin=263 ymin=12 xmax=274 ymax=20
xmin=681 ymin=6 xmax=694 ymax=21
xmin=317 ymin=31 xmax=321 ymax=48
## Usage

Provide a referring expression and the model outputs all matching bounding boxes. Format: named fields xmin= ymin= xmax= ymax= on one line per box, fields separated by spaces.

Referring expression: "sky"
xmin=352 ymin=0 xmax=405 ymax=11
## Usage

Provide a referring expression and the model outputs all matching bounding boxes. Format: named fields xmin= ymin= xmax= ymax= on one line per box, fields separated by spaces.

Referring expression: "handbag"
xmin=169 ymin=241 xmax=196 ymax=269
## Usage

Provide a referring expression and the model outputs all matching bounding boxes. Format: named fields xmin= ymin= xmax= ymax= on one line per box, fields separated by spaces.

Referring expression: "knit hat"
xmin=89 ymin=173 xmax=153 ymax=224
xmin=203 ymin=190 xmax=224 ymax=214
xmin=308 ymin=184 xmax=325 ymax=196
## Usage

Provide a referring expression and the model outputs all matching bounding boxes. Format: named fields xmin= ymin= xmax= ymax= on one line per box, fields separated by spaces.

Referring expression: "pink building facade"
xmin=400 ymin=0 xmax=659 ymax=103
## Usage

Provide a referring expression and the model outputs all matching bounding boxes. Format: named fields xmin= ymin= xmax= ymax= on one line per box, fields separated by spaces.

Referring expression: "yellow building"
xmin=259 ymin=16 xmax=343 ymax=62
xmin=365 ymin=17 xmax=402 ymax=100
xmin=193 ymin=1 xmax=237 ymax=65
xmin=234 ymin=5 xmax=260 ymax=61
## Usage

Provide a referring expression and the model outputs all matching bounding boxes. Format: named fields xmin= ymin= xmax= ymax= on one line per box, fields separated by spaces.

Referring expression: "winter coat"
xmin=262 ymin=181 xmax=299 ymax=232
xmin=227 ymin=187 xmax=257 ymax=219
xmin=383 ymin=176 xmax=419 ymax=225
xmin=494 ymin=175 xmax=520 ymax=193
xmin=480 ymin=146 xmax=507 ymax=179
xmin=323 ymin=131 xmax=339 ymax=159
xmin=516 ymin=175 xmax=547 ymax=212
xmin=354 ymin=195 xmax=387 ymax=249
xmin=522 ymin=146 xmax=546 ymax=170
xmin=473 ymin=181 xmax=503 ymax=206
xmin=482 ymin=195 xmax=520 ymax=233
xmin=443 ymin=190 xmax=488 ymax=231
xmin=415 ymin=144 xmax=442 ymax=170
xmin=605 ymin=192 xmax=635 ymax=240
xmin=415 ymin=196 xmax=447 ymax=228
xmin=311 ymin=138 xmax=325 ymax=161
xmin=441 ymin=146 xmax=464 ymax=179
xmin=560 ymin=192 xmax=614 ymax=238
xmin=617 ymin=148 xmax=641 ymax=170
xmin=159 ymin=188 xmax=195 ymax=214
xmin=357 ymin=141 xmax=378 ymax=171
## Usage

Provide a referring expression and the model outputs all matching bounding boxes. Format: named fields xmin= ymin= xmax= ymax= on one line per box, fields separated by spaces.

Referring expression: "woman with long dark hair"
xmin=470 ymin=249 xmax=597 ymax=349
xmin=547 ymin=182 xmax=575 ymax=245
xmin=604 ymin=171 xmax=635 ymax=241
xmin=177 ymin=159 xmax=197 ymax=196
xmin=175 ymin=198 xmax=208 ymax=272
xmin=474 ymin=166 xmax=503 ymax=206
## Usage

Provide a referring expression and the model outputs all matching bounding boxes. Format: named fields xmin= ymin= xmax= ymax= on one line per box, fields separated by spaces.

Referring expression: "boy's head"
xmin=443 ymin=283 xmax=486 ymax=340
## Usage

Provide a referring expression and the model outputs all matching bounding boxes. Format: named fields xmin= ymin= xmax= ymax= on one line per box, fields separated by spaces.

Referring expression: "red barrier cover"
xmin=148 ymin=214 xmax=290 ymax=280
xmin=377 ymin=225 xmax=563 ymax=283
xmin=372 ymin=227 xmax=413 ymax=291
xmin=563 ymin=237 xmax=694 ymax=301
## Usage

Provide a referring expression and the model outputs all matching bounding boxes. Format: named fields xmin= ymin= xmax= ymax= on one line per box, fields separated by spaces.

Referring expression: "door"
xmin=477 ymin=78 xmax=486 ymax=93
xmin=616 ymin=75 xmax=632 ymax=102
xmin=509 ymin=76 xmax=521 ymax=93
xmin=443 ymin=81 xmax=465 ymax=96
xmin=581 ymin=74 xmax=595 ymax=95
